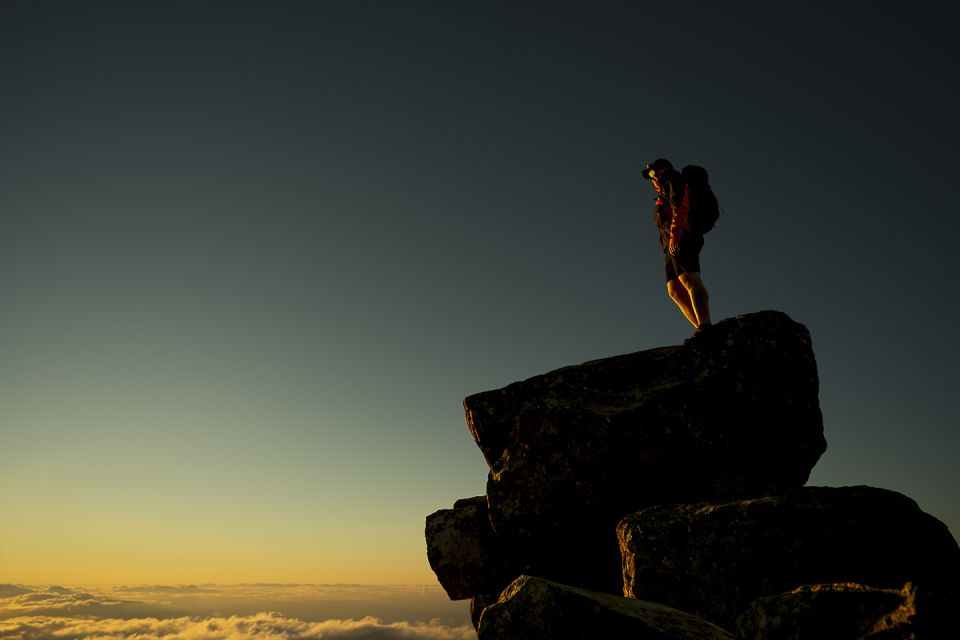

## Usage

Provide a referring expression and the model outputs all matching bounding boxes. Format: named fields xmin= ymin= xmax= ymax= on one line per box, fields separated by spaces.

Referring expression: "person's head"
xmin=642 ymin=158 xmax=673 ymax=189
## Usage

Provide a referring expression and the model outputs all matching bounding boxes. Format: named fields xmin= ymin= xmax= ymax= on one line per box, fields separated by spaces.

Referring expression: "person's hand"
xmin=668 ymin=236 xmax=680 ymax=256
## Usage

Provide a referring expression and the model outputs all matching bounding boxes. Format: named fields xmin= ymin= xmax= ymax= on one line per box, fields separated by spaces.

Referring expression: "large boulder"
xmin=734 ymin=582 xmax=955 ymax=640
xmin=618 ymin=486 xmax=960 ymax=629
xmin=424 ymin=496 xmax=516 ymax=600
xmin=464 ymin=310 xmax=826 ymax=537
xmin=426 ymin=496 xmax=625 ymax=599
xmin=477 ymin=575 xmax=735 ymax=640
xmin=470 ymin=593 xmax=499 ymax=630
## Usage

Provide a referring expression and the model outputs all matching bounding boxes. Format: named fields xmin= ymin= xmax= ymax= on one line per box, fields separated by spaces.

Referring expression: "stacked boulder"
xmin=425 ymin=311 xmax=960 ymax=638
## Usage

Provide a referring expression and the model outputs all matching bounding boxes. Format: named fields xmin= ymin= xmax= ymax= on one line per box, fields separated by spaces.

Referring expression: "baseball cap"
xmin=642 ymin=158 xmax=673 ymax=179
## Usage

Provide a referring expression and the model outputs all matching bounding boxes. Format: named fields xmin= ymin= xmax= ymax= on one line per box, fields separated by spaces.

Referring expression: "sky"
xmin=1 ymin=0 xmax=959 ymax=631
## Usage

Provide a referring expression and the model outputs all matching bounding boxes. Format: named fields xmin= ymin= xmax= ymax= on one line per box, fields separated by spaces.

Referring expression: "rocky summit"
xmin=425 ymin=310 xmax=959 ymax=638
xmin=465 ymin=310 xmax=825 ymax=538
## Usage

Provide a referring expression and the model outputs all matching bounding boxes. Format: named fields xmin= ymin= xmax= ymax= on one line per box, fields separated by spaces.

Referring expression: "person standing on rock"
xmin=644 ymin=158 xmax=712 ymax=334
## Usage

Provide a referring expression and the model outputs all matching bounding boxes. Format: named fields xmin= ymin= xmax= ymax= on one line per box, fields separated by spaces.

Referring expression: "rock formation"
xmin=477 ymin=576 xmax=735 ymax=640
xmin=424 ymin=310 xmax=958 ymax=638
xmin=734 ymin=582 xmax=955 ymax=640
xmin=465 ymin=310 xmax=825 ymax=539
xmin=619 ymin=486 xmax=960 ymax=629
xmin=424 ymin=496 xmax=516 ymax=600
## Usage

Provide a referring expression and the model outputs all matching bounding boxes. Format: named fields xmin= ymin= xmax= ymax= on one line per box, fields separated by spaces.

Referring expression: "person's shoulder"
xmin=662 ymin=168 xmax=683 ymax=190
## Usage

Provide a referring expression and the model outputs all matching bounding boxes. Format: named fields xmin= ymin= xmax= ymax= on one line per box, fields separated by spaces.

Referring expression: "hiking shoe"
xmin=684 ymin=323 xmax=714 ymax=347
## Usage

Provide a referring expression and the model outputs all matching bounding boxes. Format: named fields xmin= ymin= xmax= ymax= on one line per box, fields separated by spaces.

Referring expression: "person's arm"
xmin=668 ymin=180 xmax=690 ymax=255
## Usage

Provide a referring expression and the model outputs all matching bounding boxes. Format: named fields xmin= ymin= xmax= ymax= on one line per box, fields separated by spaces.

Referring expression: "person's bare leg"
xmin=679 ymin=272 xmax=711 ymax=328
xmin=667 ymin=278 xmax=699 ymax=328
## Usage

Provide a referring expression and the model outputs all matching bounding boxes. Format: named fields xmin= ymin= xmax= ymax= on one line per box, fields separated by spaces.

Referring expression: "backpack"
xmin=681 ymin=165 xmax=720 ymax=234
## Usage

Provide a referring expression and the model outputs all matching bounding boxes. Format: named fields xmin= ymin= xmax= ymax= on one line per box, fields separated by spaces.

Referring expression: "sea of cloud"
xmin=0 ymin=584 xmax=474 ymax=640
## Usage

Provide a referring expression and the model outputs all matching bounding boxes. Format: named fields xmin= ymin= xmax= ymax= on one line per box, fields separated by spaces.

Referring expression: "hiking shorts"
xmin=664 ymin=234 xmax=704 ymax=282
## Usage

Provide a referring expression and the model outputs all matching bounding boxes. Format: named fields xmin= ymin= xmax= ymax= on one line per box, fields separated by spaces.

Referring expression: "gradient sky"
xmin=2 ymin=0 xmax=958 ymax=590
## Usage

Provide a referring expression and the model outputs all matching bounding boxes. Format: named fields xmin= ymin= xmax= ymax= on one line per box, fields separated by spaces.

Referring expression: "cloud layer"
xmin=0 ymin=584 xmax=473 ymax=639
xmin=0 ymin=612 xmax=475 ymax=640
xmin=0 ymin=586 xmax=136 ymax=616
